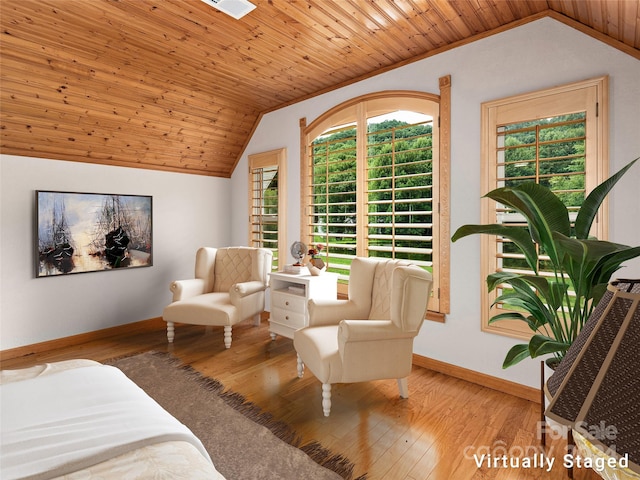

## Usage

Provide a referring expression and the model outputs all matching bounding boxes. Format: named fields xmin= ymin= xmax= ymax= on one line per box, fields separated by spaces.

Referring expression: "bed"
xmin=0 ymin=359 xmax=225 ymax=480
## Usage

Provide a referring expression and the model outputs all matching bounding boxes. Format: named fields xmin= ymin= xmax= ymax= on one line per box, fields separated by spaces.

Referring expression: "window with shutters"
xmin=301 ymin=85 xmax=451 ymax=318
xmin=249 ymin=148 xmax=287 ymax=271
xmin=480 ymin=76 xmax=608 ymax=338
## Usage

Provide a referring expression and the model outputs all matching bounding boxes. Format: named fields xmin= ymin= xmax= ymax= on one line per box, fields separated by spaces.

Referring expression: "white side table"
xmin=268 ymin=271 xmax=338 ymax=340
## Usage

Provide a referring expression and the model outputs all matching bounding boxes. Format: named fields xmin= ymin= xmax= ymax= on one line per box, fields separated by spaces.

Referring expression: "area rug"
xmin=107 ymin=351 xmax=363 ymax=480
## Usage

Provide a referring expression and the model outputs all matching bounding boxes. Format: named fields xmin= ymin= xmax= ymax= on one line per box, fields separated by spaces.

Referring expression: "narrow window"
xmin=249 ymin=148 xmax=287 ymax=271
xmin=480 ymin=77 xmax=608 ymax=337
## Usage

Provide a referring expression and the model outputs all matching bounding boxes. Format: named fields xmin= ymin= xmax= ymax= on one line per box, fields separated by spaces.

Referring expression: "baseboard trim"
xmin=413 ymin=354 xmax=540 ymax=404
xmin=0 ymin=317 xmax=165 ymax=362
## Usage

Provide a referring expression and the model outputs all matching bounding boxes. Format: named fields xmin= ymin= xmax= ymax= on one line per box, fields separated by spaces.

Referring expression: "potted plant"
xmin=452 ymin=158 xmax=640 ymax=368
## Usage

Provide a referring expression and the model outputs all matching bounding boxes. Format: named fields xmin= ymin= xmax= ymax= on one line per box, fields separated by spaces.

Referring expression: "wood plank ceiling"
xmin=1 ymin=0 xmax=639 ymax=177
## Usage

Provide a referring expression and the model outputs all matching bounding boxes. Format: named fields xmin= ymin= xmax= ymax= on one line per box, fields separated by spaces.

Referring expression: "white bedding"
xmin=0 ymin=360 xmax=225 ymax=480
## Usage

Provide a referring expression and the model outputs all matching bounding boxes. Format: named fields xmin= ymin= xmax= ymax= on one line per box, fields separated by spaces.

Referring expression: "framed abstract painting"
xmin=36 ymin=190 xmax=153 ymax=277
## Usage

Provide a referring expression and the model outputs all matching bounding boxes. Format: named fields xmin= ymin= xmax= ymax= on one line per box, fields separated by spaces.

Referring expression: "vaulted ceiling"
xmin=1 ymin=1 xmax=639 ymax=177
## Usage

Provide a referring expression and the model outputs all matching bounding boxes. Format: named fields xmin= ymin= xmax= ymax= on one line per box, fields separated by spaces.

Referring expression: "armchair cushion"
xmin=294 ymin=326 xmax=343 ymax=384
xmin=164 ymin=292 xmax=236 ymax=326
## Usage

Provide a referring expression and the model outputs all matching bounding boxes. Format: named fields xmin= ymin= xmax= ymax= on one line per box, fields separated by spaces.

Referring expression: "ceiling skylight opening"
xmin=199 ymin=0 xmax=256 ymax=20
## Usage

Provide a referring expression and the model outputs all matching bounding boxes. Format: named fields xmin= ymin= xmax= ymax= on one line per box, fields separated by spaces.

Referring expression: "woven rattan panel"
xmin=581 ymin=302 xmax=640 ymax=465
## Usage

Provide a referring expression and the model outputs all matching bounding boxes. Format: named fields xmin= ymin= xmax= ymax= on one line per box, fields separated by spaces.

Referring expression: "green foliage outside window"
xmin=310 ymin=117 xmax=434 ymax=273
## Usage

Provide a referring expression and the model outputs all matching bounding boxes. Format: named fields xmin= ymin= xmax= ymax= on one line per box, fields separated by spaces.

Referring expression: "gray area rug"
xmin=108 ymin=351 xmax=363 ymax=480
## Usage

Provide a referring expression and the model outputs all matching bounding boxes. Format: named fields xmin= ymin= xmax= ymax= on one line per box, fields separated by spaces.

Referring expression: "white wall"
xmin=0 ymin=155 xmax=232 ymax=350
xmin=231 ymin=17 xmax=640 ymax=388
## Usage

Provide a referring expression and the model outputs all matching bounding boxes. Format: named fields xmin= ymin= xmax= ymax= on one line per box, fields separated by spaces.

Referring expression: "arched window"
xmin=300 ymin=83 xmax=451 ymax=319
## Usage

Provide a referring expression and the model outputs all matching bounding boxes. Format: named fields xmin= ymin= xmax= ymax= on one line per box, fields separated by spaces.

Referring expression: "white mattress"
xmin=1 ymin=359 xmax=225 ymax=480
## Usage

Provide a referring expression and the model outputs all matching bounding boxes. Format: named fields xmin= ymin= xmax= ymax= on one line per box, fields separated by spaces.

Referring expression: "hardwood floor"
xmin=1 ymin=319 xmax=602 ymax=480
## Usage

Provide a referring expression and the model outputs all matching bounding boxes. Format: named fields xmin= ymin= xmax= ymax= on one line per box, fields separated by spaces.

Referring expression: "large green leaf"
xmin=529 ymin=334 xmax=570 ymax=358
xmin=513 ymin=182 xmax=571 ymax=237
xmin=488 ymin=183 xmax=569 ymax=267
xmin=591 ymin=245 xmax=640 ymax=285
xmin=488 ymin=311 xmax=529 ymax=323
xmin=497 ymin=276 xmax=553 ymax=312
xmin=555 ymin=234 xmax=640 ymax=299
xmin=489 ymin=311 xmax=547 ymax=332
xmin=488 ymin=183 xmax=570 ymax=234
xmin=502 ymin=343 xmax=531 ymax=369
xmin=554 ymin=234 xmax=618 ymax=295
xmin=574 ymin=157 xmax=639 ymax=239
xmin=492 ymin=292 xmax=552 ymax=329
xmin=487 ymin=272 xmax=567 ymax=312
xmin=452 ymin=224 xmax=538 ymax=271
xmin=488 ymin=311 xmax=547 ymax=332
xmin=486 ymin=272 xmax=545 ymax=292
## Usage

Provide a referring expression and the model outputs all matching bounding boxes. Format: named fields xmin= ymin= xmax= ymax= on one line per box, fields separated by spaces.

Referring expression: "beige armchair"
xmin=293 ymin=257 xmax=433 ymax=416
xmin=162 ymin=246 xmax=272 ymax=349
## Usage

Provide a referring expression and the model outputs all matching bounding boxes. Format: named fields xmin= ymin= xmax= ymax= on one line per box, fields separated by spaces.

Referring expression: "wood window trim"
xmin=248 ymin=148 xmax=287 ymax=270
xmin=479 ymin=76 xmax=609 ymax=339
xmin=300 ymin=78 xmax=451 ymax=318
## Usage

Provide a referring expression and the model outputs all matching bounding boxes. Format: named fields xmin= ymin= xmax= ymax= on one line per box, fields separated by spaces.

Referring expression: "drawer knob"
xmin=285 ymin=301 xmax=289 ymax=306
xmin=285 ymin=316 xmax=289 ymax=320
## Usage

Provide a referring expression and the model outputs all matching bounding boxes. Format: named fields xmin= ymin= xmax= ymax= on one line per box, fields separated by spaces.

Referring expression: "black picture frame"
xmin=36 ymin=190 xmax=153 ymax=277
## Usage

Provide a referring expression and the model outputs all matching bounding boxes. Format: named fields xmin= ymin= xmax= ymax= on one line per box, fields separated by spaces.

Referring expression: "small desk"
xmin=268 ymin=271 xmax=338 ymax=340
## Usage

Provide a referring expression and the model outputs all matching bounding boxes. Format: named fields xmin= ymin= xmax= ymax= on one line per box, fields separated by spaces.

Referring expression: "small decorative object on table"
xmin=307 ymin=244 xmax=326 ymax=275
xmin=285 ymin=241 xmax=309 ymax=274
xmin=290 ymin=241 xmax=307 ymax=265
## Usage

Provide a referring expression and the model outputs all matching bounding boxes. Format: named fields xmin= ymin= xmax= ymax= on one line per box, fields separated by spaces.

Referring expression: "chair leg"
xmin=167 ymin=322 xmax=175 ymax=343
xmin=322 ymin=383 xmax=332 ymax=417
xmin=397 ymin=377 xmax=409 ymax=398
xmin=253 ymin=313 xmax=261 ymax=326
xmin=296 ymin=354 xmax=304 ymax=378
xmin=223 ymin=325 xmax=232 ymax=349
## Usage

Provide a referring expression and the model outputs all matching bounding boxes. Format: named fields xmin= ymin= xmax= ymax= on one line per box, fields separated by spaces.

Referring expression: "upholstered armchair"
xmin=293 ymin=257 xmax=433 ymax=416
xmin=162 ymin=246 xmax=272 ymax=349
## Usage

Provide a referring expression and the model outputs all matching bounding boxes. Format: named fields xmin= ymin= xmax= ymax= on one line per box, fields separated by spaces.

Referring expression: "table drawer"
xmin=271 ymin=306 xmax=305 ymax=329
xmin=271 ymin=292 xmax=307 ymax=312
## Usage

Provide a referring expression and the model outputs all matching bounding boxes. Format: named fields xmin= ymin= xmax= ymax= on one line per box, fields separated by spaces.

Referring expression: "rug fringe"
xmin=144 ymin=351 xmax=365 ymax=479
xmin=107 ymin=351 xmax=365 ymax=479
xmin=301 ymin=441 xmax=358 ymax=480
